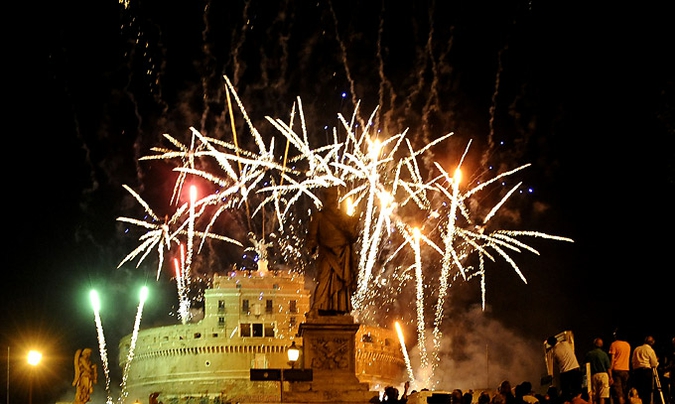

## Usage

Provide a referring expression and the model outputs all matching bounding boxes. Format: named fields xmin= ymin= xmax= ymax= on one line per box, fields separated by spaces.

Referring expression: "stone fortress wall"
xmin=119 ymin=270 xmax=406 ymax=403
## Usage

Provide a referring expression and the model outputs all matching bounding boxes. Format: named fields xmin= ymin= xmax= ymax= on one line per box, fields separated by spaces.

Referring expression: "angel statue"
xmin=73 ymin=348 xmax=98 ymax=404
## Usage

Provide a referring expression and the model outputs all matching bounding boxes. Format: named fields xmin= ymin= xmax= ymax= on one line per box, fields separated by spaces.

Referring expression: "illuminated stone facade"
xmin=119 ymin=269 xmax=406 ymax=403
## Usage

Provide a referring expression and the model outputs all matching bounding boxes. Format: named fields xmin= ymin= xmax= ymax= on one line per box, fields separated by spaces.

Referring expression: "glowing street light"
xmin=27 ymin=350 xmax=42 ymax=404
xmin=287 ymin=341 xmax=299 ymax=369
xmin=27 ymin=351 xmax=41 ymax=366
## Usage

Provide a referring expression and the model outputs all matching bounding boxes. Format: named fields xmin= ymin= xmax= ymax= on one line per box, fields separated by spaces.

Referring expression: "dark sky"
xmin=4 ymin=0 xmax=674 ymax=403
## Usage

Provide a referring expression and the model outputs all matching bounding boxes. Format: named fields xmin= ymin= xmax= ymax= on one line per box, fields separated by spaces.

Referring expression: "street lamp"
xmin=249 ymin=341 xmax=311 ymax=403
xmin=287 ymin=341 xmax=299 ymax=369
xmin=26 ymin=350 xmax=42 ymax=404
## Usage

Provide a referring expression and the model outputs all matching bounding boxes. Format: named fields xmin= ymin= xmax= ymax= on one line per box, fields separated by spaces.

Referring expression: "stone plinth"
xmin=284 ymin=314 xmax=377 ymax=403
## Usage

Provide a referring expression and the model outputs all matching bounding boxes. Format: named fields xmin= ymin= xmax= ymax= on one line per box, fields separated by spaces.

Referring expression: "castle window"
xmin=289 ymin=316 xmax=297 ymax=328
xmin=194 ymin=332 xmax=202 ymax=339
xmin=242 ymin=299 xmax=250 ymax=313
xmin=252 ymin=323 xmax=263 ymax=337
xmin=240 ymin=322 xmax=275 ymax=337
xmin=218 ymin=317 xmax=225 ymax=327
xmin=218 ymin=300 xmax=225 ymax=313
xmin=265 ymin=299 xmax=273 ymax=314
xmin=289 ymin=300 xmax=298 ymax=313
xmin=264 ymin=323 xmax=275 ymax=337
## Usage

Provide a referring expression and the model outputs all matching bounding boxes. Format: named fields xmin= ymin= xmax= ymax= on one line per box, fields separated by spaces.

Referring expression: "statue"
xmin=149 ymin=392 xmax=163 ymax=404
xmin=307 ymin=186 xmax=359 ymax=315
xmin=73 ymin=348 xmax=98 ymax=404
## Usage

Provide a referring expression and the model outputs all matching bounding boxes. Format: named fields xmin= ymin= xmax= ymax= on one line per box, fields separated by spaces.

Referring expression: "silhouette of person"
xmin=609 ymin=330 xmax=631 ymax=404
xmin=540 ymin=386 xmax=562 ymax=404
xmin=499 ymin=380 xmax=517 ymax=404
xmin=517 ymin=381 xmax=539 ymax=404
xmin=463 ymin=390 xmax=475 ymax=404
xmin=585 ymin=338 xmax=611 ymax=404
xmin=547 ymin=336 xmax=582 ymax=401
xmin=73 ymin=348 xmax=98 ymax=404
xmin=479 ymin=391 xmax=492 ymax=404
xmin=631 ymin=336 xmax=659 ymax=404
xmin=307 ymin=186 xmax=359 ymax=315
xmin=664 ymin=337 xmax=674 ymax=404
xmin=451 ymin=389 xmax=464 ymax=404
xmin=383 ymin=382 xmax=410 ymax=404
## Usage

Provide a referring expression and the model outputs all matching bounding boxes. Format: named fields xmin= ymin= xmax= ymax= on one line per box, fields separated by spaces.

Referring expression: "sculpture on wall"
xmin=73 ymin=348 xmax=98 ymax=404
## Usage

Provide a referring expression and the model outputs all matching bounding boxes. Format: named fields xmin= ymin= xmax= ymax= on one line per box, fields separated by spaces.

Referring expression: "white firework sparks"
xmin=116 ymin=76 xmax=573 ymax=387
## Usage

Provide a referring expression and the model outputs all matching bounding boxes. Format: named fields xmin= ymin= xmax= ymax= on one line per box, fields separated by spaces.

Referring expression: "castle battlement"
xmin=119 ymin=270 xmax=405 ymax=404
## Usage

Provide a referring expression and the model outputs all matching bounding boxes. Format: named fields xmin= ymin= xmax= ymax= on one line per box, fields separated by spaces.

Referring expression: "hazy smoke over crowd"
xmin=411 ymin=305 xmax=547 ymax=391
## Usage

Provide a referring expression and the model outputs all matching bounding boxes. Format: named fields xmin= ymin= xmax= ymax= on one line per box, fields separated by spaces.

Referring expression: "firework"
xmin=395 ymin=321 xmax=416 ymax=388
xmin=116 ymin=77 xmax=573 ymax=387
xmin=90 ymin=290 xmax=113 ymax=404
xmin=119 ymin=286 xmax=148 ymax=403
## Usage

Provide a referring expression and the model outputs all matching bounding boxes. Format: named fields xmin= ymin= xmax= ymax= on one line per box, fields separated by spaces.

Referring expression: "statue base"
xmin=284 ymin=314 xmax=377 ymax=403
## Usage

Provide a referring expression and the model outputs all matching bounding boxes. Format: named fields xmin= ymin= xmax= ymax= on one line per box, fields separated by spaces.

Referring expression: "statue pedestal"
xmin=284 ymin=314 xmax=377 ymax=403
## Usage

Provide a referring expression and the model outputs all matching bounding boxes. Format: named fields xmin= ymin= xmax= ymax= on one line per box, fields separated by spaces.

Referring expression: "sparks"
xmin=116 ymin=77 xmax=573 ymax=386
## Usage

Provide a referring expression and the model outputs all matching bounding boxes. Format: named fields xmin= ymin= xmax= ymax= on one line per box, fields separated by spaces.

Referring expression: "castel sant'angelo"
xmin=117 ymin=268 xmax=407 ymax=404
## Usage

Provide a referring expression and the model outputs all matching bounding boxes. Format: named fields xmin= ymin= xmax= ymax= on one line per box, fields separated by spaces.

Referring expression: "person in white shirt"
xmin=631 ymin=336 xmax=659 ymax=404
xmin=547 ymin=336 xmax=582 ymax=401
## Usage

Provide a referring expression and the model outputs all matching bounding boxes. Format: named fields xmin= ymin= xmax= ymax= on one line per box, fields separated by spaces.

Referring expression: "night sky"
xmin=4 ymin=0 xmax=674 ymax=403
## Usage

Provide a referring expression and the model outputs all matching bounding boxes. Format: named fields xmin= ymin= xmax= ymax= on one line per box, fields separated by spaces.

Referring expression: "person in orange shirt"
xmin=609 ymin=330 xmax=631 ymax=404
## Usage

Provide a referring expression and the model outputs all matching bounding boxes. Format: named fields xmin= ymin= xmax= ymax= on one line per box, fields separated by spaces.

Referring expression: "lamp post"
xmin=26 ymin=350 xmax=42 ymax=404
xmin=287 ymin=341 xmax=299 ymax=369
xmin=280 ymin=341 xmax=301 ymax=403
xmin=249 ymin=341 xmax=310 ymax=403
xmin=6 ymin=347 xmax=9 ymax=404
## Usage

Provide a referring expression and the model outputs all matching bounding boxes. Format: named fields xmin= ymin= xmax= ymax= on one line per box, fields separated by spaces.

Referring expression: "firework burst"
xmin=116 ymin=76 xmax=573 ymax=387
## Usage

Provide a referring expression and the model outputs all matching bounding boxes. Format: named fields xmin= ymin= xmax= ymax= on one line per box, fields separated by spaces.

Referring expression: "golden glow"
xmin=287 ymin=341 xmax=300 ymax=363
xmin=369 ymin=138 xmax=382 ymax=158
xmin=345 ymin=197 xmax=355 ymax=216
xmin=27 ymin=350 xmax=42 ymax=366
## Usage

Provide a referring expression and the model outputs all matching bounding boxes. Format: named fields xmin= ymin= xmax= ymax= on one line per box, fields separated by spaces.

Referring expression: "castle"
xmin=118 ymin=268 xmax=407 ymax=403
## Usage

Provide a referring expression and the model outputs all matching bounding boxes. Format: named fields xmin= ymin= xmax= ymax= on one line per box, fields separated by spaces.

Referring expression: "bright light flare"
xmin=189 ymin=185 xmax=197 ymax=204
xmin=453 ymin=167 xmax=462 ymax=184
xmin=139 ymin=286 xmax=149 ymax=303
xmin=27 ymin=350 xmax=42 ymax=366
xmin=90 ymin=290 xmax=101 ymax=313
xmin=345 ymin=197 xmax=355 ymax=217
